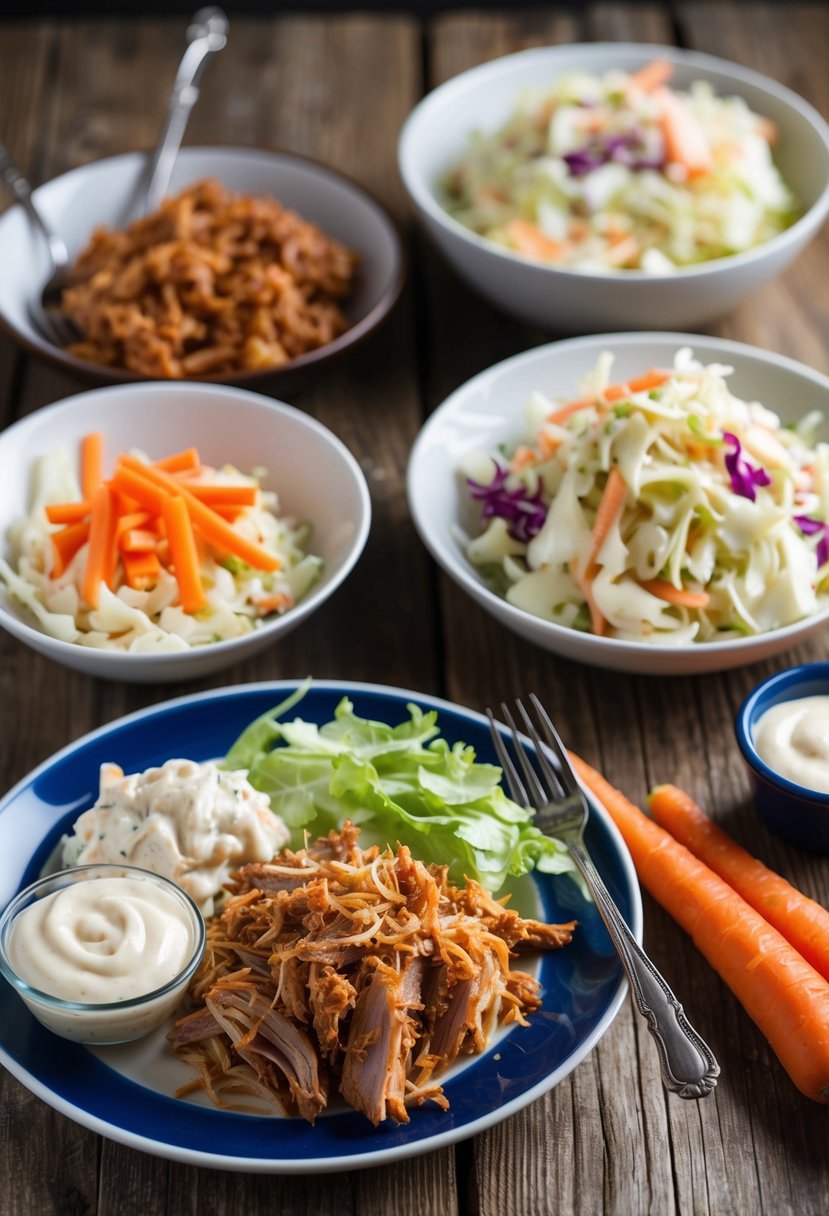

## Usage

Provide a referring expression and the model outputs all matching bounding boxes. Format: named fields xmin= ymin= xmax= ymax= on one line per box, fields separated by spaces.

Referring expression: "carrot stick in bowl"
xmin=569 ymin=753 xmax=829 ymax=1103
xmin=648 ymin=784 xmax=829 ymax=983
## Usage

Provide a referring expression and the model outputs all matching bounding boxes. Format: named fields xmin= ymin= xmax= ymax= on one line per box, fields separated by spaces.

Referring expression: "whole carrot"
xmin=648 ymin=784 xmax=829 ymax=984
xmin=570 ymin=753 xmax=829 ymax=1103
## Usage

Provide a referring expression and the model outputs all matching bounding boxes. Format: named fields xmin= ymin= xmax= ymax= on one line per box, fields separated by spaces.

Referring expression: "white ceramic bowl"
xmin=398 ymin=43 xmax=829 ymax=332
xmin=0 ymin=146 xmax=404 ymax=386
xmin=0 ymin=382 xmax=371 ymax=681
xmin=407 ymin=333 xmax=829 ymax=676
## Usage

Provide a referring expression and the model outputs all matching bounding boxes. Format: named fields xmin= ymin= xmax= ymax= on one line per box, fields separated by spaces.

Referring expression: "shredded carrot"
xmin=45 ymin=501 xmax=91 ymax=525
xmin=121 ymin=549 xmax=162 ymax=591
xmin=570 ymin=467 xmax=629 ymax=637
xmin=161 ymin=494 xmax=206 ymax=614
xmin=641 ymin=579 xmax=710 ymax=609
xmin=115 ymin=510 xmax=152 ymax=538
xmin=117 ymin=454 xmax=281 ymax=572
xmin=648 ymin=785 xmax=829 ymax=984
xmin=182 ymin=483 xmax=258 ymax=506
xmin=509 ymin=445 xmax=538 ymax=473
xmin=80 ymin=432 xmax=104 ymax=500
xmin=657 ymin=87 xmax=713 ymax=178
xmin=626 ymin=59 xmax=674 ymax=94
xmin=51 ymin=520 xmax=90 ymax=578
xmin=82 ymin=484 xmax=117 ymax=608
xmin=505 ymin=219 xmax=569 ymax=262
xmin=548 ymin=368 xmax=671 ymax=425
xmin=252 ymin=591 xmax=294 ymax=615
xmin=755 ymin=115 xmax=779 ymax=145
xmin=110 ymin=465 xmax=168 ymax=514
xmin=153 ymin=447 xmax=200 ymax=473
xmin=570 ymin=753 xmax=829 ymax=1103
xmin=119 ymin=528 xmax=159 ymax=554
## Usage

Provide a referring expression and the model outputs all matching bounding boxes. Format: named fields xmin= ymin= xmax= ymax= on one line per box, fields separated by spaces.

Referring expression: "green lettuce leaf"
xmin=223 ymin=691 xmax=575 ymax=893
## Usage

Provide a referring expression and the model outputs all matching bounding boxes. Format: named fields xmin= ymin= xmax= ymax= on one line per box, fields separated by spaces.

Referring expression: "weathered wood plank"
xmin=424 ymin=7 xmax=829 ymax=1216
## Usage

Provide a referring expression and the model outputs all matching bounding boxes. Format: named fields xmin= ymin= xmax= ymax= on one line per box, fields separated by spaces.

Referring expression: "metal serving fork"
xmin=487 ymin=693 xmax=720 ymax=1100
xmin=0 ymin=144 xmax=79 ymax=347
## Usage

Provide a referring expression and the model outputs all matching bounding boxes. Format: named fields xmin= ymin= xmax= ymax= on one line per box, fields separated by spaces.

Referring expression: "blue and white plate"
xmin=0 ymin=681 xmax=641 ymax=1173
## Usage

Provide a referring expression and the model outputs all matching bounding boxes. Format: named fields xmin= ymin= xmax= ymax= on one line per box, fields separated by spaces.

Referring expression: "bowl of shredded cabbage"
xmin=407 ymin=333 xmax=829 ymax=675
xmin=398 ymin=44 xmax=829 ymax=331
xmin=0 ymin=382 xmax=371 ymax=680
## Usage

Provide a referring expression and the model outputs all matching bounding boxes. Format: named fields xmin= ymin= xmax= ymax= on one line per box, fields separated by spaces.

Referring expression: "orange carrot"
xmin=570 ymin=753 xmax=829 ymax=1103
xmin=548 ymin=368 xmax=671 ymax=426
xmin=252 ymin=591 xmax=293 ymax=615
xmin=81 ymin=432 xmax=104 ymax=500
xmin=161 ymin=494 xmax=206 ymax=614
xmin=505 ymin=219 xmax=569 ymax=262
xmin=755 ymin=115 xmax=778 ymax=145
xmin=115 ymin=510 xmax=152 ymax=538
xmin=509 ymin=445 xmax=538 ymax=473
xmin=206 ymin=504 xmax=246 ymax=521
xmin=648 ymin=785 xmax=829 ymax=984
xmin=575 ymin=467 xmax=628 ymax=635
xmin=117 ymin=454 xmax=281 ymax=572
xmin=657 ymin=87 xmax=713 ymax=178
xmin=182 ymin=483 xmax=257 ymax=506
xmin=121 ymin=549 xmax=162 ymax=591
xmin=110 ymin=465 xmax=168 ymax=514
xmin=51 ymin=520 xmax=90 ymax=578
xmin=82 ymin=485 xmax=117 ymax=608
xmin=153 ymin=447 xmax=200 ymax=473
xmin=45 ymin=501 xmax=91 ymax=525
xmin=641 ymin=579 xmax=710 ymax=609
xmin=119 ymin=528 xmax=159 ymax=554
xmin=627 ymin=59 xmax=674 ymax=94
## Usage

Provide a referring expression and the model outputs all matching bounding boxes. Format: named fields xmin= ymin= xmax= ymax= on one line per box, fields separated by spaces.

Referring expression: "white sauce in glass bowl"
xmin=7 ymin=875 xmax=192 ymax=1004
xmin=753 ymin=694 xmax=829 ymax=793
xmin=61 ymin=758 xmax=289 ymax=911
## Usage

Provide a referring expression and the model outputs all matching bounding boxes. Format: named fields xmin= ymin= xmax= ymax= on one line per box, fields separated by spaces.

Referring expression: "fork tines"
xmin=487 ymin=694 xmax=580 ymax=810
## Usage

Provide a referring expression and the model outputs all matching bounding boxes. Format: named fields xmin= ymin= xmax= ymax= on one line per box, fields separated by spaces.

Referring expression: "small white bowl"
xmin=398 ymin=43 xmax=829 ymax=332
xmin=0 ymin=145 xmax=404 ymax=386
xmin=0 ymin=864 xmax=205 ymax=1045
xmin=0 ymin=381 xmax=371 ymax=681
xmin=407 ymin=332 xmax=829 ymax=676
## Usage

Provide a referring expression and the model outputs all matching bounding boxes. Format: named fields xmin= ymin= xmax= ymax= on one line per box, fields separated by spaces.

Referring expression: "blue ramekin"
xmin=735 ymin=662 xmax=829 ymax=854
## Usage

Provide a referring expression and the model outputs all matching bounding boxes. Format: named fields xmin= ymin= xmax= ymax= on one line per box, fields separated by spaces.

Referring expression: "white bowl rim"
xmin=0 ymin=379 xmax=372 ymax=666
xmin=398 ymin=41 xmax=829 ymax=283
xmin=407 ymin=330 xmax=829 ymax=664
xmin=0 ymin=144 xmax=406 ymax=384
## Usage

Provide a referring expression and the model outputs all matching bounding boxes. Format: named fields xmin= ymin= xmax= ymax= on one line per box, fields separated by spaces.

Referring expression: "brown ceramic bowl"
xmin=0 ymin=145 xmax=405 ymax=390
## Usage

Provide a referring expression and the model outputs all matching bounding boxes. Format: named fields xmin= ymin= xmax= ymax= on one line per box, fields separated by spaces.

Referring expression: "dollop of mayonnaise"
xmin=8 ymin=876 xmax=193 ymax=1004
xmin=753 ymin=695 xmax=829 ymax=794
xmin=61 ymin=759 xmax=289 ymax=910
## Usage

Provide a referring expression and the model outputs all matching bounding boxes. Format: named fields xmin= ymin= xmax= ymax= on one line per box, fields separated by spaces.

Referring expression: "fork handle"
xmin=570 ymin=840 xmax=720 ymax=1099
xmin=0 ymin=145 xmax=69 ymax=271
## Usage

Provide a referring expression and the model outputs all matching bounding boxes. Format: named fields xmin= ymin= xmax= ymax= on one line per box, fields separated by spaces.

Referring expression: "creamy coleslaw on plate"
xmin=0 ymin=450 xmax=322 ymax=652
xmin=443 ymin=60 xmax=798 ymax=272
xmin=460 ymin=349 xmax=829 ymax=645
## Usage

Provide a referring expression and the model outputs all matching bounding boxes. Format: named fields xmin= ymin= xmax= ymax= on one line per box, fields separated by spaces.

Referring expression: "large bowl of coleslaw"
xmin=398 ymin=44 xmax=829 ymax=331
xmin=0 ymin=382 xmax=371 ymax=681
xmin=407 ymin=333 xmax=829 ymax=675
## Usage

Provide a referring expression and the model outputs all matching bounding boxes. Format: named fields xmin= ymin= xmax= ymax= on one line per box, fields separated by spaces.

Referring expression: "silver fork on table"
xmin=487 ymin=693 xmax=720 ymax=1100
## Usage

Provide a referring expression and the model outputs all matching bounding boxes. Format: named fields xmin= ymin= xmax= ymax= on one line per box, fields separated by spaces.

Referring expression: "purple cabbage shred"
xmin=467 ymin=460 xmax=547 ymax=543
xmin=722 ymin=432 xmax=772 ymax=502
xmin=562 ymin=127 xmax=665 ymax=178
xmin=794 ymin=514 xmax=829 ymax=568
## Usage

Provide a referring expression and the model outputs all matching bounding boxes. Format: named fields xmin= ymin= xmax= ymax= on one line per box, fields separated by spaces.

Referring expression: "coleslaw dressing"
xmin=754 ymin=695 xmax=829 ymax=794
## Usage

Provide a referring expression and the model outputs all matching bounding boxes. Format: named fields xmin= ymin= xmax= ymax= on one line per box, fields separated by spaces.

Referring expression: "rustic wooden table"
xmin=2 ymin=4 xmax=829 ymax=1214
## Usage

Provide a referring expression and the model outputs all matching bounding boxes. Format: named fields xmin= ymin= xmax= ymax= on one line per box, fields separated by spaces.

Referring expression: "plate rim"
xmin=0 ymin=678 xmax=642 ymax=1173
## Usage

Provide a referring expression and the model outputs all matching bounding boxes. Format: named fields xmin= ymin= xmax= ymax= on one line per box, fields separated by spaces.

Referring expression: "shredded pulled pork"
xmin=169 ymin=823 xmax=576 ymax=1125
xmin=61 ymin=179 xmax=357 ymax=378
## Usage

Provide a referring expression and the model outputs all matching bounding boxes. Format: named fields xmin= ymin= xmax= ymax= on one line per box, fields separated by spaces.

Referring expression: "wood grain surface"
xmin=1 ymin=5 xmax=828 ymax=1214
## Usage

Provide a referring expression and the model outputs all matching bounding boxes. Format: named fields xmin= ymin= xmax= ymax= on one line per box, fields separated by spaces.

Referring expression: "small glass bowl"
xmin=735 ymin=662 xmax=829 ymax=854
xmin=0 ymin=863 xmax=206 ymax=1044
